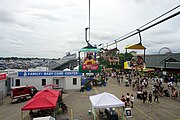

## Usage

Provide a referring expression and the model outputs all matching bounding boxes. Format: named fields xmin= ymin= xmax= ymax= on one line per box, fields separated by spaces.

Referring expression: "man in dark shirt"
xmin=154 ymin=90 xmax=159 ymax=103
xmin=143 ymin=90 xmax=148 ymax=103
xmin=148 ymin=91 xmax=152 ymax=104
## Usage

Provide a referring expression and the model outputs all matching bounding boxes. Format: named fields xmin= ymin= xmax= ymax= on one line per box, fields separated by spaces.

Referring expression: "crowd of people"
xmin=107 ymin=67 xmax=179 ymax=109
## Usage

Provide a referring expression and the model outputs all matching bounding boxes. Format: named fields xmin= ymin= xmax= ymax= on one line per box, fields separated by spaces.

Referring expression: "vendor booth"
xmin=89 ymin=92 xmax=125 ymax=120
xmin=21 ymin=89 xmax=61 ymax=120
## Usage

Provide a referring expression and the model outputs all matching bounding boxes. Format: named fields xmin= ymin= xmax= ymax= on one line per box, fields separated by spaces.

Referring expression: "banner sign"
xmin=18 ymin=71 xmax=82 ymax=77
xmin=79 ymin=65 xmax=101 ymax=73
xmin=0 ymin=73 xmax=6 ymax=81
xmin=125 ymin=108 xmax=132 ymax=118
xmin=82 ymin=64 xmax=99 ymax=70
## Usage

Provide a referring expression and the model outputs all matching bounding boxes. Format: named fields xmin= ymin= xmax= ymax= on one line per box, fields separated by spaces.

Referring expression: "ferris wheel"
xmin=158 ymin=47 xmax=172 ymax=54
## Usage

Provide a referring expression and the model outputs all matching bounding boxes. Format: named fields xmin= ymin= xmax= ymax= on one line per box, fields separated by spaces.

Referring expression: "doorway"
xmin=53 ymin=77 xmax=64 ymax=88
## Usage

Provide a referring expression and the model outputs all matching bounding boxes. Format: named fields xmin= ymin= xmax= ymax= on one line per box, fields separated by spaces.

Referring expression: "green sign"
xmin=80 ymin=48 xmax=100 ymax=52
xmin=79 ymin=65 xmax=101 ymax=73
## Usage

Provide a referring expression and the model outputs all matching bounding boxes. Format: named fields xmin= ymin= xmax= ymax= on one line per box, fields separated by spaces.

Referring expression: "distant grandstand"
xmin=50 ymin=53 xmax=78 ymax=70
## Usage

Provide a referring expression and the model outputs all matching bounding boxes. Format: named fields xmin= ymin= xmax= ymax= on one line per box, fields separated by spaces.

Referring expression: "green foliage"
xmin=118 ymin=53 xmax=133 ymax=69
xmin=99 ymin=52 xmax=133 ymax=69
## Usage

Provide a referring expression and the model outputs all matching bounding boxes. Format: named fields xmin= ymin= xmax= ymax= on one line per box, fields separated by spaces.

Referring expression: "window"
xmin=12 ymin=78 xmax=14 ymax=86
xmin=18 ymin=88 xmax=24 ymax=92
xmin=5 ymin=80 xmax=7 ymax=86
xmin=15 ymin=79 xmax=20 ymax=86
xmin=73 ymin=78 xmax=77 ymax=85
xmin=42 ymin=79 xmax=46 ymax=86
xmin=56 ymin=79 xmax=59 ymax=86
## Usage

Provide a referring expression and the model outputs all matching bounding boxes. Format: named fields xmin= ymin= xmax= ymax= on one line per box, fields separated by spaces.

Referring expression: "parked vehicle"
xmin=11 ymin=85 xmax=38 ymax=103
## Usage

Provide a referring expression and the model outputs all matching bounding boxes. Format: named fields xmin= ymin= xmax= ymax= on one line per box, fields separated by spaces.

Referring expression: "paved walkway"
xmin=58 ymin=77 xmax=180 ymax=120
xmin=0 ymin=77 xmax=179 ymax=120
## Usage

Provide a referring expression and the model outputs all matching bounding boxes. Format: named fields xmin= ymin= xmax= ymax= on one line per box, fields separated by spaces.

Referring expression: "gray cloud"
xmin=0 ymin=0 xmax=180 ymax=58
xmin=91 ymin=31 xmax=116 ymax=43
xmin=6 ymin=39 xmax=25 ymax=45
xmin=0 ymin=7 xmax=15 ymax=23
xmin=32 ymin=13 xmax=65 ymax=22
xmin=149 ymin=29 xmax=173 ymax=36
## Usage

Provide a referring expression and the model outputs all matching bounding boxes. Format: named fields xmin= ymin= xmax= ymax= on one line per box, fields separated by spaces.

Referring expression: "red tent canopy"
xmin=21 ymin=89 xmax=61 ymax=111
xmin=44 ymin=84 xmax=58 ymax=88
xmin=34 ymin=88 xmax=61 ymax=98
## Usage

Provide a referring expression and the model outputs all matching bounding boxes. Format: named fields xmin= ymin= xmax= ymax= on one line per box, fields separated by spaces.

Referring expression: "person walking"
xmin=154 ymin=90 xmax=159 ymax=103
xmin=132 ymin=82 xmax=135 ymax=90
xmin=130 ymin=94 xmax=134 ymax=108
xmin=129 ymin=78 xmax=132 ymax=86
xmin=126 ymin=93 xmax=130 ymax=106
xmin=148 ymin=91 xmax=152 ymax=105
xmin=143 ymin=90 xmax=148 ymax=103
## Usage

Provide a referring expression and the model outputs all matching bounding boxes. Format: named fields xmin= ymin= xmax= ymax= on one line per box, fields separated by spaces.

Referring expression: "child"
xmin=121 ymin=95 xmax=126 ymax=102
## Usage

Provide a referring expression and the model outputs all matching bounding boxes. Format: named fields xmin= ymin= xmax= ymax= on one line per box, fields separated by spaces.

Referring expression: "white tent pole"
xmin=21 ymin=111 xmax=23 ymax=120
xmin=122 ymin=109 xmax=124 ymax=120
xmin=92 ymin=106 xmax=96 ymax=120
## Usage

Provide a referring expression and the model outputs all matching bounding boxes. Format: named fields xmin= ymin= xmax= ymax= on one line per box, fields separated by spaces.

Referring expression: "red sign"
xmin=0 ymin=73 xmax=6 ymax=81
xmin=82 ymin=64 xmax=99 ymax=70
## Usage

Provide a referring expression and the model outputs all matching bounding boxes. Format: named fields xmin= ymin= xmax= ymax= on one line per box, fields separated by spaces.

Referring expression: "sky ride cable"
xmin=103 ymin=4 xmax=180 ymax=48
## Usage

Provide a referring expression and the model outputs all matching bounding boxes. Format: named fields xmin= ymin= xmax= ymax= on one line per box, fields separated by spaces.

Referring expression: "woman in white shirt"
xmin=130 ymin=94 xmax=134 ymax=108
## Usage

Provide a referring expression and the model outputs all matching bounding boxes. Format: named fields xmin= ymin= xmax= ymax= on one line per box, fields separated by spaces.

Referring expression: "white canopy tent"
xmin=33 ymin=116 xmax=55 ymax=120
xmin=73 ymin=66 xmax=79 ymax=71
xmin=89 ymin=92 xmax=125 ymax=120
xmin=63 ymin=68 xmax=71 ymax=71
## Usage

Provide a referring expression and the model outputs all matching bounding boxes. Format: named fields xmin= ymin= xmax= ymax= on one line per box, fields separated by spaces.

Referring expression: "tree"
xmin=99 ymin=52 xmax=133 ymax=70
xmin=118 ymin=53 xmax=133 ymax=69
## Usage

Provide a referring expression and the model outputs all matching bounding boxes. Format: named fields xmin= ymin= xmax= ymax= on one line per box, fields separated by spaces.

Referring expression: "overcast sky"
xmin=0 ymin=0 xmax=180 ymax=58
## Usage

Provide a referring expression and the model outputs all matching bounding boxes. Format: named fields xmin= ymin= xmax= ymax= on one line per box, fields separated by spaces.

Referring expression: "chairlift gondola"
xmin=78 ymin=43 xmax=102 ymax=73
xmin=102 ymin=41 xmax=120 ymax=65
xmin=124 ymin=30 xmax=146 ymax=74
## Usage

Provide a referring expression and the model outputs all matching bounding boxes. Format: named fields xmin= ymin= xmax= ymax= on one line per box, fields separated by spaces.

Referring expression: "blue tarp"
xmin=81 ymin=77 xmax=94 ymax=85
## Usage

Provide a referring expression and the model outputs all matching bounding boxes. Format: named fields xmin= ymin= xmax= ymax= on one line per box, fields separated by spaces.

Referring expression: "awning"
xmin=125 ymin=43 xmax=146 ymax=50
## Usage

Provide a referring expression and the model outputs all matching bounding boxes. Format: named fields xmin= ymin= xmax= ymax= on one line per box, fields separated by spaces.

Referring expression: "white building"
xmin=8 ymin=71 xmax=82 ymax=90
xmin=0 ymin=73 xmax=7 ymax=97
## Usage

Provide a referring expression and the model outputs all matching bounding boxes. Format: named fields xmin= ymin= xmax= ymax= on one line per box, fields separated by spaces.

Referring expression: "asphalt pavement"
xmin=0 ymin=77 xmax=180 ymax=120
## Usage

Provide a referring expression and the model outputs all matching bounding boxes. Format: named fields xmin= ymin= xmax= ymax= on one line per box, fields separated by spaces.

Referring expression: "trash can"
xmin=87 ymin=87 xmax=91 ymax=91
